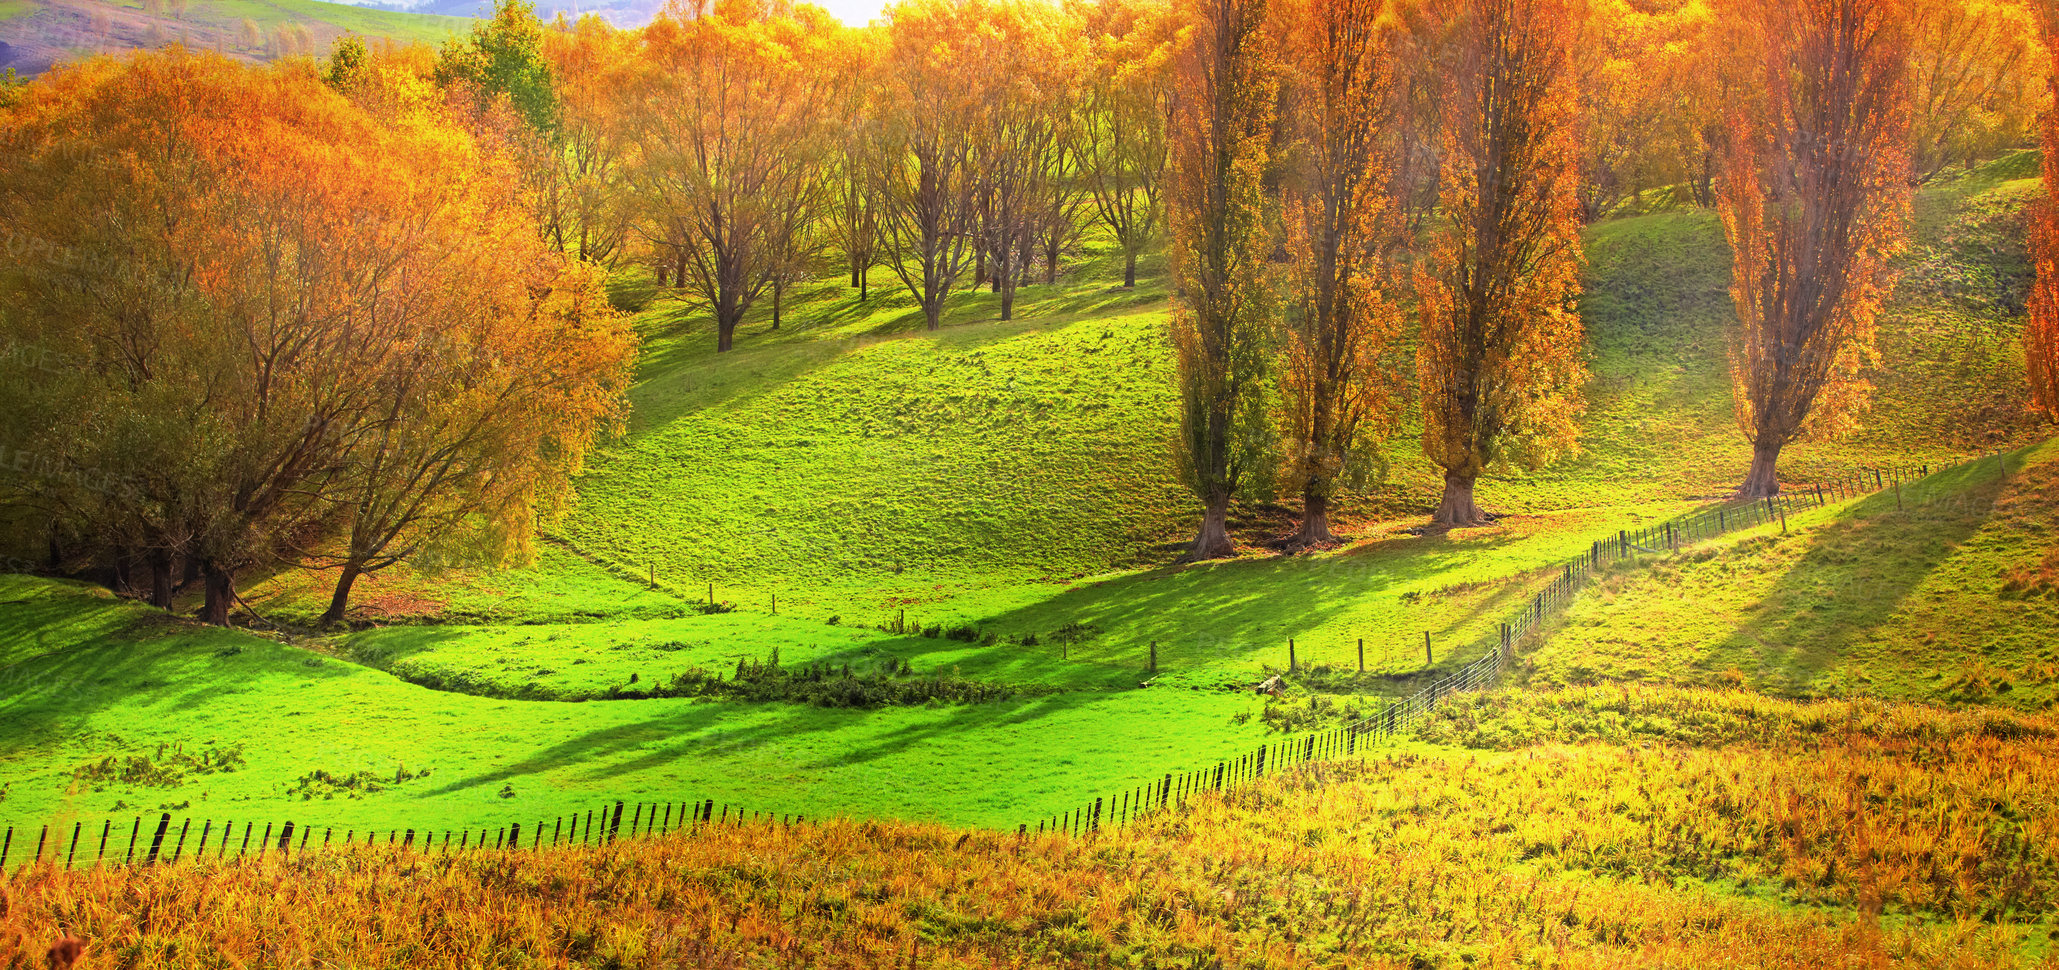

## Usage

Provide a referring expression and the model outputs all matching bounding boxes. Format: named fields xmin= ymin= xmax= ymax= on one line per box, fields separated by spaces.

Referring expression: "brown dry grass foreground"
xmin=2 ymin=686 xmax=2056 ymax=969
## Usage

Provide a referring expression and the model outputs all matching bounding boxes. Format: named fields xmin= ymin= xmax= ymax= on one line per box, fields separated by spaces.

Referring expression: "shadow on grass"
xmin=1704 ymin=455 xmax=2014 ymax=693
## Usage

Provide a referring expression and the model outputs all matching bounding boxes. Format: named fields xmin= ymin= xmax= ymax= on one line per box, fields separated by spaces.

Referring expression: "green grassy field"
xmin=1525 ymin=439 xmax=2059 ymax=710
xmin=0 ymin=155 xmax=2051 ymax=840
xmin=0 ymin=0 xmax=467 ymax=75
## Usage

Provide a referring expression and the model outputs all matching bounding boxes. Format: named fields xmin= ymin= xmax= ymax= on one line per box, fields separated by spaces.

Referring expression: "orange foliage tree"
xmin=2025 ymin=1 xmax=2059 ymax=418
xmin=0 ymin=51 xmax=632 ymax=624
xmin=1072 ymin=0 xmax=1177 ymax=289
xmin=1168 ymin=0 xmax=1283 ymax=560
xmin=1908 ymin=0 xmax=2043 ymax=184
xmin=1717 ymin=0 xmax=1913 ymax=497
xmin=1415 ymin=0 xmax=1588 ymax=528
xmin=868 ymin=0 xmax=986 ymax=332
xmin=621 ymin=0 xmax=833 ymax=353
xmin=1274 ymin=0 xmax=1405 ymax=548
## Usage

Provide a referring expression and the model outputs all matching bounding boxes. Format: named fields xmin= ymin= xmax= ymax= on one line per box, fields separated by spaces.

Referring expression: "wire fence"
xmin=0 ymin=459 xmax=1957 ymax=874
xmin=0 ymin=796 xmax=801 ymax=875
xmin=1017 ymin=460 xmax=1947 ymax=837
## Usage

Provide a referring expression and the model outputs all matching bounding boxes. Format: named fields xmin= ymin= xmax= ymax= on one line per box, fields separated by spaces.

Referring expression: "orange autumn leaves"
xmin=0 ymin=50 xmax=633 ymax=623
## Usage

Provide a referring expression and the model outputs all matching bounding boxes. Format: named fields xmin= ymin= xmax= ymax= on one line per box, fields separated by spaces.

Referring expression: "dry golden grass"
xmin=4 ymin=688 xmax=2057 ymax=970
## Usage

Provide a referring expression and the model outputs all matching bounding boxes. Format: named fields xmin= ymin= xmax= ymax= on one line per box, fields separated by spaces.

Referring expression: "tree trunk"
xmin=1045 ymin=240 xmax=1059 ymax=284
xmin=148 ymin=549 xmax=174 ymax=610
xmin=201 ymin=562 xmax=234 ymax=626
xmin=1431 ymin=470 xmax=1491 ymax=527
xmin=999 ymin=285 xmax=1015 ymax=321
xmin=112 ymin=547 xmax=134 ymax=596
xmin=321 ymin=562 xmax=361 ymax=626
xmin=772 ymin=285 xmax=783 ymax=331
xmin=1188 ymin=492 xmax=1236 ymax=561
xmin=924 ymin=301 xmax=942 ymax=332
xmin=717 ymin=312 xmax=738 ymax=352
xmin=1124 ymin=250 xmax=1137 ymax=289
xmin=1738 ymin=439 xmax=1782 ymax=497
xmin=859 ymin=265 xmax=868 ymax=302
xmin=1286 ymin=489 xmax=1337 ymax=550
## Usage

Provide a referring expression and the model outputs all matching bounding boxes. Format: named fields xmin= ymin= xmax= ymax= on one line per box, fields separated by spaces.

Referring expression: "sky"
xmin=812 ymin=0 xmax=886 ymax=23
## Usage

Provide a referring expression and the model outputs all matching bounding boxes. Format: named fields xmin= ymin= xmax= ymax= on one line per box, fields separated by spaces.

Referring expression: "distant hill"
xmin=0 ymin=0 xmax=473 ymax=75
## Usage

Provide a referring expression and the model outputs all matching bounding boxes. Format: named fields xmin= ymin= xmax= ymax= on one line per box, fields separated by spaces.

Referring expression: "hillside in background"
xmin=0 ymin=0 xmax=467 ymax=75
xmin=0 ymin=154 xmax=2044 ymax=844
xmin=242 ymin=154 xmax=2047 ymax=630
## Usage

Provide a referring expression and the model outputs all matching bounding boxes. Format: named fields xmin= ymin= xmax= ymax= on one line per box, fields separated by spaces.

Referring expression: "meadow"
xmin=2 ymin=686 xmax=2054 ymax=968
xmin=0 ymin=156 xmax=2048 ymax=851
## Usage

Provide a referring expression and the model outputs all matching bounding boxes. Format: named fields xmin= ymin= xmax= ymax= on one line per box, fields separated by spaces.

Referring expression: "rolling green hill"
xmin=0 ymin=0 xmax=468 ymax=75
xmin=0 ymin=154 xmax=2051 ymax=841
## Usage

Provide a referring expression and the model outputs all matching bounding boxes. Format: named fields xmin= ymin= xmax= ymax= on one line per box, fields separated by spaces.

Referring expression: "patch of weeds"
xmin=74 ymin=742 xmax=246 ymax=788
xmin=287 ymin=764 xmax=431 ymax=801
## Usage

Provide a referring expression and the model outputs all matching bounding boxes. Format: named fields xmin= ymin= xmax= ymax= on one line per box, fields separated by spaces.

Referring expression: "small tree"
xmin=1718 ymin=0 xmax=1913 ymax=497
xmin=1415 ymin=0 xmax=1588 ymax=527
xmin=870 ymin=0 xmax=985 ymax=332
xmin=1167 ymin=0 xmax=1283 ymax=560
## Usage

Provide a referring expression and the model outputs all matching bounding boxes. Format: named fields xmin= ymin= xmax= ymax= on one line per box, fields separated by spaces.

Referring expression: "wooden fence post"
xmin=144 ymin=813 xmax=171 ymax=864
xmin=1424 ymin=631 xmax=1432 ymax=665
xmin=1357 ymin=638 xmax=1364 ymax=673
xmin=1287 ymin=639 xmax=1296 ymax=673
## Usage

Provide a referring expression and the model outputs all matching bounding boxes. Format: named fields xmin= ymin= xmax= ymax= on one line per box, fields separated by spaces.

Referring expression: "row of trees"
xmin=1167 ymin=0 xmax=2013 ymax=557
xmin=467 ymin=0 xmax=1181 ymax=352
xmin=0 ymin=50 xmax=635 ymax=625
xmin=413 ymin=0 xmax=2038 ymax=556
xmin=486 ymin=0 xmax=2039 ymax=352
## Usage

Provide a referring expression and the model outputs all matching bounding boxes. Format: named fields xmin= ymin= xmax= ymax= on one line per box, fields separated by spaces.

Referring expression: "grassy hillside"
xmin=277 ymin=155 xmax=2043 ymax=635
xmin=1523 ymin=439 xmax=2059 ymax=710
xmin=1 ymin=156 xmax=2051 ymax=840
xmin=0 ymin=0 xmax=467 ymax=75
xmin=2 ymin=686 xmax=2054 ymax=968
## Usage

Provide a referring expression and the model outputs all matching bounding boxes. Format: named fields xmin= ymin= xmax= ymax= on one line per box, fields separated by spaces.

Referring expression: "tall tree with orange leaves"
xmin=1168 ymin=0 xmax=1283 ymax=561
xmin=1718 ymin=0 xmax=1913 ymax=497
xmin=1274 ymin=0 xmax=1405 ymax=548
xmin=2024 ymin=2 xmax=2059 ymax=419
xmin=1415 ymin=0 xmax=1588 ymax=528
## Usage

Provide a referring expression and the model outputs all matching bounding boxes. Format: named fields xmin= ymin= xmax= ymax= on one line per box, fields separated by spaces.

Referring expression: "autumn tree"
xmin=1718 ymin=0 xmax=1913 ymax=497
xmin=869 ymin=0 xmax=985 ymax=331
xmin=622 ymin=0 xmax=832 ymax=352
xmin=1274 ymin=0 xmax=1405 ymax=549
xmin=969 ymin=1 xmax=1069 ymax=321
xmin=540 ymin=14 xmax=635 ymax=265
xmin=824 ymin=23 xmax=882 ymax=299
xmin=1073 ymin=0 xmax=1176 ymax=288
xmin=2022 ymin=2 xmax=2059 ymax=417
xmin=1416 ymin=0 xmax=1588 ymax=527
xmin=1907 ymin=0 xmax=2041 ymax=183
xmin=1168 ymin=0 xmax=1283 ymax=560
xmin=0 ymin=51 xmax=632 ymax=625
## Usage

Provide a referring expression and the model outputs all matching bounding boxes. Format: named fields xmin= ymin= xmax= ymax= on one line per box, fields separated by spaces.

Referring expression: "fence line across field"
xmin=1019 ymin=459 xmax=1949 ymax=837
xmin=0 ymin=459 xmax=1962 ymax=874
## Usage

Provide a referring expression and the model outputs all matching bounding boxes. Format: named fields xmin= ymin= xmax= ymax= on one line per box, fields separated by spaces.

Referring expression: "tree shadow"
xmin=1699 ymin=460 xmax=2010 ymax=694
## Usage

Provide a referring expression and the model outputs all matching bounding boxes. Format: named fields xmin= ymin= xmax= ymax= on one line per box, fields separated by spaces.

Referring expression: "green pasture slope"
xmin=0 ymin=0 xmax=467 ymax=70
xmin=0 ymin=155 xmax=2049 ymax=835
